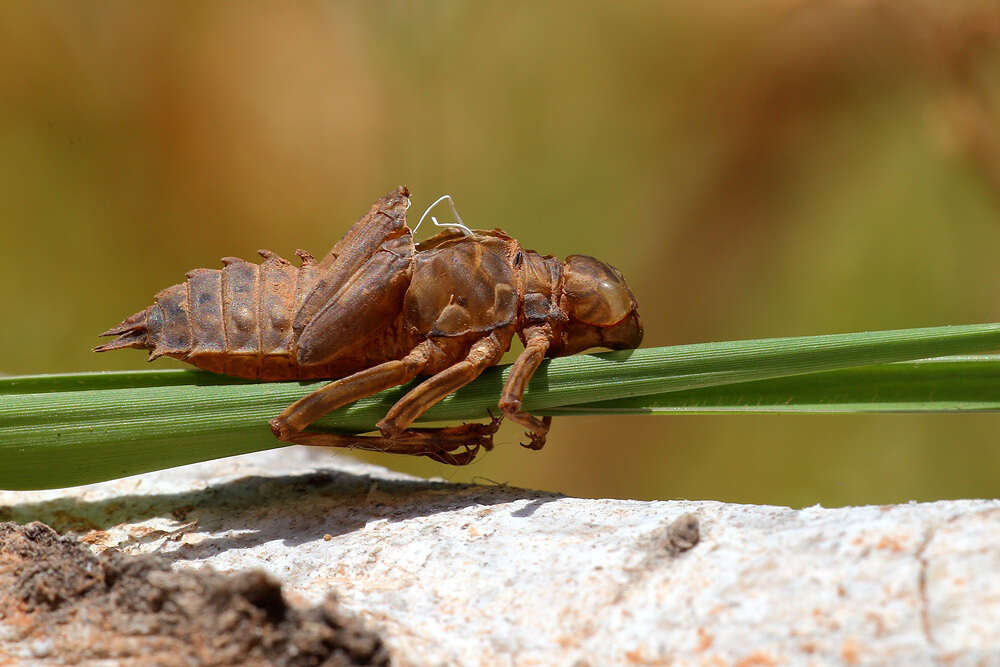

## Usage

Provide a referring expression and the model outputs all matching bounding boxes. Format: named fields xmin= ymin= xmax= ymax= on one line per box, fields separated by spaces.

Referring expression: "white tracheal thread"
xmin=412 ymin=194 xmax=474 ymax=237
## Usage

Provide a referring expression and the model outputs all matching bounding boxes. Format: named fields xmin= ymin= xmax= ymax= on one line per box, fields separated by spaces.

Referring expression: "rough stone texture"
xmin=1 ymin=447 xmax=998 ymax=665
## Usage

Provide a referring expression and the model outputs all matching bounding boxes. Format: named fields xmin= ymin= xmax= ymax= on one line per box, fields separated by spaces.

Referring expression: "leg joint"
xmin=498 ymin=396 xmax=521 ymax=414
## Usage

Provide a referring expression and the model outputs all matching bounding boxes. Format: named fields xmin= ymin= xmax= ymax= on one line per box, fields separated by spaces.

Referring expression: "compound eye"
xmin=562 ymin=255 xmax=634 ymax=326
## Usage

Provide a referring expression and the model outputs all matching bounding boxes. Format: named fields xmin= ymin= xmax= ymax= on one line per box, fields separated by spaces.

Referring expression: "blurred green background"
xmin=2 ymin=2 xmax=1000 ymax=506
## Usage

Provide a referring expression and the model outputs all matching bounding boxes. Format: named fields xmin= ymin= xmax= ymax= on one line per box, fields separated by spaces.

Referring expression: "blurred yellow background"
xmin=2 ymin=2 xmax=999 ymax=506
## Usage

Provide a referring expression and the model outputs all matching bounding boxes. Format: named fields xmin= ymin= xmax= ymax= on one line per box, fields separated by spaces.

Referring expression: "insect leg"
xmin=269 ymin=341 xmax=434 ymax=437
xmin=311 ymin=333 xmax=506 ymax=464
xmin=270 ymin=335 xmax=505 ymax=465
xmin=376 ymin=333 xmax=505 ymax=437
xmin=268 ymin=420 xmax=500 ymax=466
xmin=355 ymin=334 xmax=506 ymax=464
xmin=498 ymin=325 xmax=553 ymax=450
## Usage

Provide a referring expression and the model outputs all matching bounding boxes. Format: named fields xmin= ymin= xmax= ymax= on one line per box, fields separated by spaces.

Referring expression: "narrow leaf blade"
xmin=3 ymin=323 xmax=1000 ymax=489
xmin=542 ymin=356 xmax=1000 ymax=414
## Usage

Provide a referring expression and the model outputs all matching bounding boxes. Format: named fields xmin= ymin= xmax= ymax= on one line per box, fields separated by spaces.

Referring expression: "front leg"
xmin=498 ymin=325 xmax=552 ymax=450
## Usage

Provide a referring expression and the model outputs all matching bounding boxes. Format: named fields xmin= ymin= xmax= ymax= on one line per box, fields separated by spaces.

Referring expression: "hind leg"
xmin=271 ymin=334 xmax=506 ymax=464
xmin=270 ymin=342 xmax=433 ymax=436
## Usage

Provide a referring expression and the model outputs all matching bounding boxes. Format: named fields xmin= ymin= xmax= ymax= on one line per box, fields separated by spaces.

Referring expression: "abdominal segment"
xmin=96 ymin=251 xmax=398 ymax=381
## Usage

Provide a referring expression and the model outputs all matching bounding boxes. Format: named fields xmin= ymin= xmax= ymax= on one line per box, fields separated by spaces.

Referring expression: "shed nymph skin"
xmin=97 ymin=187 xmax=642 ymax=464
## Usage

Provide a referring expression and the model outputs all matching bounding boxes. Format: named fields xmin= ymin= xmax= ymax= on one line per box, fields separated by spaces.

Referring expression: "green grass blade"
xmin=3 ymin=322 xmax=1000 ymax=489
xmin=542 ymin=355 xmax=1000 ymax=414
xmin=0 ymin=369 xmax=251 ymax=394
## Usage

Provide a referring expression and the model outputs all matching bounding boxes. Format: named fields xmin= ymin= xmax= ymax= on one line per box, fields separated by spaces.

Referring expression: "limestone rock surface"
xmin=1 ymin=447 xmax=998 ymax=665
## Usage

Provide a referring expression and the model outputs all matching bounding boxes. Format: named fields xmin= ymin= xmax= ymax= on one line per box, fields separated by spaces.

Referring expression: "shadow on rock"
xmin=0 ymin=466 xmax=562 ymax=559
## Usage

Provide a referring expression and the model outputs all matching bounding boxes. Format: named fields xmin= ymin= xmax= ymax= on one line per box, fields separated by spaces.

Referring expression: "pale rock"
xmin=1 ymin=447 xmax=998 ymax=665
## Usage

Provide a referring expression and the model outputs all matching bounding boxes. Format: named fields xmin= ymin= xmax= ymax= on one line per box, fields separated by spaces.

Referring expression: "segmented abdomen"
xmin=96 ymin=250 xmax=367 ymax=380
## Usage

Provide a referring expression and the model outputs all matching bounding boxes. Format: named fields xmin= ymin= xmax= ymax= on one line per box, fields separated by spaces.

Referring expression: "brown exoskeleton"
xmin=96 ymin=187 xmax=642 ymax=464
